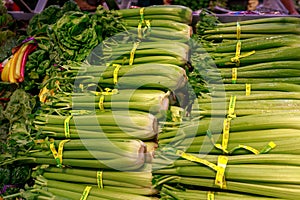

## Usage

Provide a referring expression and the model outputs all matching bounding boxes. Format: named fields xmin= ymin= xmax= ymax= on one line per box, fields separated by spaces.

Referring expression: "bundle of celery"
xmin=160 ymin=186 xmax=284 ymax=200
xmin=197 ymin=16 xmax=300 ymax=41
xmin=43 ymin=62 xmax=188 ymax=95
xmin=34 ymin=110 xmax=158 ymax=141
xmin=19 ymin=138 xmax=146 ymax=171
xmin=102 ymin=41 xmax=189 ymax=67
xmin=153 ymin=149 xmax=300 ymax=199
xmin=32 ymin=165 xmax=157 ymax=195
xmin=116 ymin=5 xmax=192 ymax=42
xmin=43 ymin=89 xmax=170 ymax=116
xmin=3 ymin=172 xmax=158 ymax=200
xmin=192 ymin=92 xmax=300 ymax=117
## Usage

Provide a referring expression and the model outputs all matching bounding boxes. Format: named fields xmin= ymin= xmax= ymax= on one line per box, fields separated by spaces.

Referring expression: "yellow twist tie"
xmin=138 ymin=7 xmax=145 ymax=38
xmin=207 ymin=191 xmax=215 ymax=200
xmin=112 ymin=64 xmax=121 ymax=84
xmin=260 ymin=141 xmax=277 ymax=154
xmin=231 ymin=40 xmax=241 ymax=66
xmin=215 ymin=156 xmax=228 ymax=189
xmin=97 ymin=171 xmax=104 ymax=189
xmin=237 ymin=144 xmax=260 ymax=155
xmin=129 ymin=42 xmax=139 ymax=65
xmin=227 ymin=95 xmax=236 ymax=119
xmin=80 ymin=186 xmax=92 ymax=200
xmin=232 ymin=68 xmax=237 ymax=84
xmin=176 ymin=150 xmax=218 ymax=171
xmin=236 ymin=22 xmax=241 ymax=40
xmin=64 ymin=115 xmax=73 ymax=138
xmin=99 ymin=95 xmax=105 ymax=111
xmin=246 ymin=83 xmax=251 ymax=96
xmin=222 ymin=118 xmax=230 ymax=152
xmin=142 ymin=20 xmax=151 ymax=37
xmin=229 ymin=141 xmax=276 ymax=155
xmin=215 ymin=119 xmax=231 ymax=153
xmin=94 ymin=88 xmax=118 ymax=111
xmin=50 ymin=139 xmax=70 ymax=168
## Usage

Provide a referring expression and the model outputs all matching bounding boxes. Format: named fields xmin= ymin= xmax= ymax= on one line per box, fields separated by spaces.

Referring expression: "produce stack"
xmin=0 ymin=4 xmax=200 ymax=200
xmin=152 ymin=16 xmax=300 ymax=199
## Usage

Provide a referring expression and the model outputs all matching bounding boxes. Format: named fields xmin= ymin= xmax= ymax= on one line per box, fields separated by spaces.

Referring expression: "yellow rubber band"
xmin=142 ymin=20 xmax=151 ymax=37
xmin=231 ymin=40 xmax=241 ymax=66
xmin=239 ymin=50 xmax=256 ymax=59
xmin=93 ymin=88 xmax=118 ymax=96
xmin=228 ymin=95 xmax=237 ymax=119
xmin=58 ymin=139 xmax=70 ymax=165
xmin=237 ymin=144 xmax=260 ymax=155
xmin=112 ymin=64 xmax=121 ymax=85
xmin=64 ymin=115 xmax=73 ymax=138
xmin=50 ymin=139 xmax=70 ymax=168
xmin=99 ymin=95 xmax=105 ymax=111
xmin=222 ymin=118 xmax=230 ymax=152
xmin=207 ymin=191 xmax=214 ymax=200
xmin=246 ymin=83 xmax=251 ymax=96
xmin=236 ymin=22 xmax=241 ymax=40
xmin=140 ymin=7 xmax=145 ymax=23
xmin=138 ymin=22 xmax=143 ymax=39
xmin=176 ymin=150 xmax=218 ymax=171
xmin=138 ymin=7 xmax=145 ymax=38
xmin=97 ymin=171 xmax=104 ymax=189
xmin=80 ymin=186 xmax=92 ymax=200
xmin=50 ymin=142 xmax=60 ymax=167
xmin=232 ymin=68 xmax=237 ymax=84
xmin=129 ymin=42 xmax=139 ymax=65
xmin=215 ymin=156 xmax=228 ymax=189
xmin=260 ymin=141 xmax=277 ymax=154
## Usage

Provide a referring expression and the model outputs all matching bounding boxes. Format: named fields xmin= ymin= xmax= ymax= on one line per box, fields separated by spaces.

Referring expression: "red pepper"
xmin=17 ymin=44 xmax=37 ymax=83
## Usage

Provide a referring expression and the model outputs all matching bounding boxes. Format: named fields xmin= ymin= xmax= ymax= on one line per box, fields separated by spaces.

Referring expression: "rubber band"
xmin=97 ymin=171 xmax=104 ymax=189
xmin=50 ymin=142 xmax=60 ymax=167
xmin=94 ymin=88 xmax=118 ymax=111
xmin=215 ymin=119 xmax=231 ymax=153
xmin=129 ymin=42 xmax=139 ymax=65
xmin=99 ymin=95 xmax=105 ymax=111
xmin=138 ymin=7 xmax=145 ymax=38
xmin=50 ymin=139 xmax=70 ymax=168
xmin=222 ymin=118 xmax=230 ymax=152
xmin=93 ymin=88 xmax=118 ymax=96
xmin=138 ymin=21 xmax=143 ymax=38
xmin=176 ymin=150 xmax=218 ymax=171
xmin=142 ymin=20 xmax=151 ymax=37
xmin=231 ymin=40 xmax=241 ymax=66
xmin=246 ymin=83 xmax=251 ymax=96
xmin=80 ymin=186 xmax=92 ymax=200
xmin=215 ymin=156 xmax=228 ymax=189
xmin=207 ymin=191 xmax=214 ymax=200
xmin=139 ymin=7 xmax=145 ymax=23
xmin=236 ymin=22 xmax=241 ymax=40
xmin=64 ymin=115 xmax=73 ymax=138
xmin=112 ymin=64 xmax=121 ymax=84
xmin=260 ymin=141 xmax=276 ymax=154
xmin=227 ymin=95 xmax=236 ymax=119
xmin=235 ymin=144 xmax=260 ymax=155
xmin=232 ymin=68 xmax=237 ymax=84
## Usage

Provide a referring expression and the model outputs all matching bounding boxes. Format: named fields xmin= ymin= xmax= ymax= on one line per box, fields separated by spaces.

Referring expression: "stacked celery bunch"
xmin=152 ymin=16 xmax=300 ymax=199
xmin=1 ymin=5 xmax=198 ymax=200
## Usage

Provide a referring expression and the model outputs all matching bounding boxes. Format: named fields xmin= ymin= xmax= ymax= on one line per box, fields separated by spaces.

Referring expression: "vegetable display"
xmin=1 ymin=2 xmax=300 ymax=200
xmin=151 ymin=13 xmax=300 ymax=200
